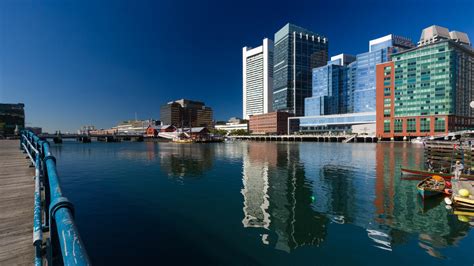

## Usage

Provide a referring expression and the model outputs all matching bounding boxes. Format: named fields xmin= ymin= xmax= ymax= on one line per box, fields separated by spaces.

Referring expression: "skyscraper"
xmin=304 ymin=54 xmax=355 ymax=117
xmin=349 ymin=34 xmax=414 ymax=113
xmin=272 ymin=23 xmax=328 ymax=116
xmin=242 ymin=38 xmax=274 ymax=120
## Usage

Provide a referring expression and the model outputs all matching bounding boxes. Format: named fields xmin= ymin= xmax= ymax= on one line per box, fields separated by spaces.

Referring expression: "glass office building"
xmin=349 ymin=35 xmax=414 ymax=113
xmin=0 ymin=103 xmax=25 ymax=136
xmin=296 ymin=35 xmax=413 ymax=134
xmin=305 ymin=54 xmax=355 ymax=117
xmin=272 ymin=23 xmax=328 ymax=116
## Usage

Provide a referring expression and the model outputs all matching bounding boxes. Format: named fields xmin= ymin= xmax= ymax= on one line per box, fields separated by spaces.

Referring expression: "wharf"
xmin=0 ymin=140 xmax=34 ymax=264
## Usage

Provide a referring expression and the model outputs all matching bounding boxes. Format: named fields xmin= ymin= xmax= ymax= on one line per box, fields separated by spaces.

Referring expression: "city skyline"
xmin=0 ymin=0 xmax=473 ymax=132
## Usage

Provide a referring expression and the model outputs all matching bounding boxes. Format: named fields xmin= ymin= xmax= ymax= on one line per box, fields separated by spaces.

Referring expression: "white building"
xmin=242 ymin=38 xmax=273 ymax=120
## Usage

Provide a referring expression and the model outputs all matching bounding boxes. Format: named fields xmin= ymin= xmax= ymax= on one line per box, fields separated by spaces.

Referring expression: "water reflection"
xmin=240 ymin=141 xmax=471 ymax=256
xmin=156 ymin=143 xmax=214 ymax=178
xmin=241 ymin=142 xmax=328 ymax=252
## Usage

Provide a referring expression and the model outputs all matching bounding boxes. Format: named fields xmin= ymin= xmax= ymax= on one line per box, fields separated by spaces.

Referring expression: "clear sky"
xmin=0 ymin=0 xmax=472 ymax=132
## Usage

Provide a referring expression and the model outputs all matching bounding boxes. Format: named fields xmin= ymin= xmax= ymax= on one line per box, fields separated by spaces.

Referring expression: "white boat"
xmin=411 ymin=137 xmax=424 ymax=144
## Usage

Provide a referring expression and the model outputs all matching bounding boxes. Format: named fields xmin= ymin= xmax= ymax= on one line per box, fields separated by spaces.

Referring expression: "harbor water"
xmin=51 ymin=141 xmax=473 ymax=265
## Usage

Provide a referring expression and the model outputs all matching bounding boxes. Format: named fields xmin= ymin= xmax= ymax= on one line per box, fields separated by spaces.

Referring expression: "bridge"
xmin=0 ymin=131 xmax=90 ymax=265
xmin=39 ymin=133 xmax=145 ymax=143
xmin=229 ymin=134 xmax=378 ymax=143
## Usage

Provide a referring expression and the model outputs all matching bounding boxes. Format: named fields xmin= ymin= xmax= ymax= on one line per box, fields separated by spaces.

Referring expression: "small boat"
xmin=402 ymin=167 xmax=452 ymax=178
xmin=401 ymin=167 xmax=474 ymax=180
xmin=411 ymin=137 xmax=424 ymax=144
xmin=173 ymin=138 xmax=194 ymax=144
xmin=417 ymin=176 xmax=446 ymax=199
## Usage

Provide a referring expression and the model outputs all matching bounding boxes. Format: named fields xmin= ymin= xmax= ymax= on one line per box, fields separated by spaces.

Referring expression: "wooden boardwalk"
xmin=0 ymin=140 xmax=34 ymax=265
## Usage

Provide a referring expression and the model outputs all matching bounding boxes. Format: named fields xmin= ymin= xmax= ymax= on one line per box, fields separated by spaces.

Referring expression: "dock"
xmin=452 ymin=179 xmax=474 ymax=213
xmin=0 ymin=140 xmax=34 ymax=265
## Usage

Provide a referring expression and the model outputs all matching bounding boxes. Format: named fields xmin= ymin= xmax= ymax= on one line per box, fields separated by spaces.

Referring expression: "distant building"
xmin=215 ymin=117 xmax=248 ymax=133
xmin=376 ymin=25 xmax=474 ymax=139
xmin=0 ymin=103 xmax=25 ymax=136
xmin=78 ymin=125 xmax=96 ymax=135
xmin=160 ymin=99 xmax=213 ymax=128
xmin=26 ymin=127 xmax=42 ymax=135
xmin=249 ymin=112 xmax=293 ymax=135
xmin=114 ymin=119 xmax=158 ymax=135
xmin=243 ymin=38 xmax=274 ymax=119
xmin=146 ymin=124 xmax=177 ymax=137
xmin=272 ymin=23 xmax=329 ymax=116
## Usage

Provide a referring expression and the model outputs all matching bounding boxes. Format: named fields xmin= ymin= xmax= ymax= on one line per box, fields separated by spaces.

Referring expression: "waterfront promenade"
xmin=0 ymin=140 xmax=34 ymax=264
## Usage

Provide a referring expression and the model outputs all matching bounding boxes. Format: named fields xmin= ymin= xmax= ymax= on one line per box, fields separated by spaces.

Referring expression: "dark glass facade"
xmin=272 ymin=23 xmax=328 ymax=116
xmin=0 ymin=103 xmax=25 ymax=136
xmin=160 ymin=99 xmax=213 ymax=128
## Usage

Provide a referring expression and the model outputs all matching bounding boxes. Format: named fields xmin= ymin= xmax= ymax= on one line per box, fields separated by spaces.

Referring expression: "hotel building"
xmin=376 ymin=26 xmax=474 ymax=139
xmin=242 ymin=38 xmax=274 ymax=120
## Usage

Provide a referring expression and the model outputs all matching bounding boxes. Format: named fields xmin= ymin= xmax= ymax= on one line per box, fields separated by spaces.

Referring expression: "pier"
xmin=0 ymin=131 xmax=91 ymax=265
xmin=229 ymin=134 xmax=378 ymax=143
xmin=0 ymin=140 xmax=35 ymax=264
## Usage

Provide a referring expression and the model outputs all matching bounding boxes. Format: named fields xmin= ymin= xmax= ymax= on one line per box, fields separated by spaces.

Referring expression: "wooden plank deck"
xmin=0 ymin=140 xmax=35 ymax=265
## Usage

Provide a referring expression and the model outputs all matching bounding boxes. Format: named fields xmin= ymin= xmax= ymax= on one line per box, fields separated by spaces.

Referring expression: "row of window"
xmin=383 ymin=117 xmax=446 ymax=133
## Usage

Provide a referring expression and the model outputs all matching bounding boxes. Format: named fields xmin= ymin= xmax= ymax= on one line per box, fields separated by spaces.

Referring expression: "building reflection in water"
xmin=156 ymin=143 xmax=214 ymax=179
xmin=241 ymin=141 xmax=470 ymax=255
xmin=241 ymin=142 xmax=328 ymax=252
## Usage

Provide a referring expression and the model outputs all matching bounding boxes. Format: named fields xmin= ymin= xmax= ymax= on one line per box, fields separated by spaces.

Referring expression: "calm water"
xmin=50 ymin=141 xmax=473 ymax=265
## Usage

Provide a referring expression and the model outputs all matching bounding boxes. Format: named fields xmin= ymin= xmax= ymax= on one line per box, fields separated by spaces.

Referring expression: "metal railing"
xmin=20 ymin=130 xmax=91 ymax=265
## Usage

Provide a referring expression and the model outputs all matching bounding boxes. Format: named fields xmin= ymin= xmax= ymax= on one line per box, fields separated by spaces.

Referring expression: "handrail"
xmin=20 ymin=130 xmax=91 ymax=265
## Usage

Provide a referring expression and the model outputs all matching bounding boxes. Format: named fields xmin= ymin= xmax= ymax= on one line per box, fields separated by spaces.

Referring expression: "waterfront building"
xmin=214 ymin=117 xmax=248 ymax=133
xmin=249 ymin=111 xmax=293 ymax=135
xmin=272 ymin=23 xmax=328 ymax=116
xmin=376 ymin=25 xmax=474 ymax=139
xmin=160 ymin=99 xmax=213 ymax=128
xmin=78 ymin=125 xmax=96 ymax=135
xmin=114 ymin=119 xmax=158 ymax=135
xmin=0 ymin=103 xmax=25 ymax=136
xmin=305 ymin=54 xmax=355 ymax=117
xmin=145 ymin=124 xmax=177 ymax=137
xmin=295 ymin=34 xmax=414 ymax=134
xmin=243 ymin=38 xmax=274 ymax=120
xmin=350 ymin=34 xmax=414 ymax=113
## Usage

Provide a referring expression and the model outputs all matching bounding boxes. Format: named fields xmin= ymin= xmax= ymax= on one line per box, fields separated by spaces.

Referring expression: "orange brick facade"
xmin=249 ymin=112 xmax=292 ymax=135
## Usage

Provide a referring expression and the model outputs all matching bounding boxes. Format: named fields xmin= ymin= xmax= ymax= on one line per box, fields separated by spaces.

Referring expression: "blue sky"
xmin=0 ymin=0 xmax=472 ymax=132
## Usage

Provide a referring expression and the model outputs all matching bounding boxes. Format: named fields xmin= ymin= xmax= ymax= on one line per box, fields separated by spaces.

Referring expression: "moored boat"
xmin=401 ymin=167 xmax=474 ymax=180
xmin=417 ymin=175 xmax=446 ymax=199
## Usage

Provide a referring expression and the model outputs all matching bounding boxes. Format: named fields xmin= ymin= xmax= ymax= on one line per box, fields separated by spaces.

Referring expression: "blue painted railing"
xmin=20 ymin=130 xmax=91 ymax=265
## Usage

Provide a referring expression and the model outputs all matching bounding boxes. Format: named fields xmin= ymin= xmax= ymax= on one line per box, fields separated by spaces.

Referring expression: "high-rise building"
xmin=295 ymin=34 xmax=414 ymax=134
xmin=272 ymin=23 xmax=328 ymax=116
xmin=349 ymin=34 xmax=414 ymax=113
xmin=376 ymin=26 xmax=474 ymax=139
xmin=160 ymin=99 xmax=213 ymax=128
xmin=304 ymin=54 xmax=355 ymax=117
xmin=0 ymin=103 xmax=25 ymax=136
xmin=242 ymin=38 xmax=274 ymax=120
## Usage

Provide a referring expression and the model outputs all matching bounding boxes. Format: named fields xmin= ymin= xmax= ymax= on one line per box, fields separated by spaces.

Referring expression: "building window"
xmin=384 ymin=120 xmax=391 ymax=133
xmin=394 ymin=119 xmax=403 ymax=133
xmin=384 ymin=88 xmax=391 ymax=96
xmin=420 ymin=118 xmax=430 ymax=132
xmin=435 ymin=117 xmax=445 ymax=132
xmin=407 ymin=118 xmax=416 ymax=133
xmin=384 ymin=109 xmax=391 ymax=117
